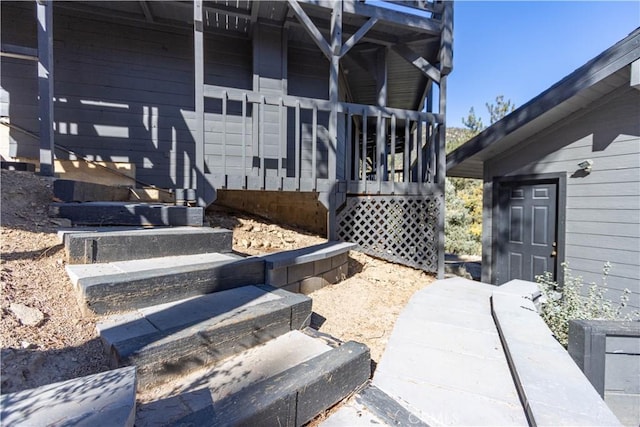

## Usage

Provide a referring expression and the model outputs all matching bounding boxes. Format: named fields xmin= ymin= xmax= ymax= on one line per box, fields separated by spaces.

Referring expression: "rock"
xmin=284 ymin=236 xmax=296 ymax=244
xmin=263 ymin=241 xmax=271 ymax=249
xmin=251 ymin=240 xmax=262 ymax=248
xmin=9 ymin=303 xmax=45 ymax=327
xmin=244 ymin=224 xmax=254 ymax=232
xmin=49 ymin=218 xmax=72 ymax=227
xmin=241 ymin=239 xmax=251 ymax=248
xmin=21 ymin=341 xmax=36 ymax=350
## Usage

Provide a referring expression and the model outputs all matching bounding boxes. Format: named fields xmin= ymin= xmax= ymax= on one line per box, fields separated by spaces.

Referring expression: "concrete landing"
xmin=324 ymin=277 xmax=622 ymax=427
xmin=49 ymin=202 xmax=203 ymax=226
xmin=0 ymin=366 xmax=136 ymax=427
xmin=98 ymin=285 xmax=312 ymax=387
xmin=136 ymin=330 xmax=332 ymax=425
xmin=373 ymin=277 xmax=527 ymax=426
xmin=137 ymin=339 xmax=369 ymax=426
xmin=66 ymin=252 xmax=236 ymax=285
xmin=66 ymin=252 xmax=266 ymax=314
xmin=64 ymin=227 xmax=233 ymax=264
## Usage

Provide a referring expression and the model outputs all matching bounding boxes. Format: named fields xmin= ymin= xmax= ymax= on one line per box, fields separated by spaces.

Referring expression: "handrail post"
xmin=193 ymin=0 xmax=205 ymax=204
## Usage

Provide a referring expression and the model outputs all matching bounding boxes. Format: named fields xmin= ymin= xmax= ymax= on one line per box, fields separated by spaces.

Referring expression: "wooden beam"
xmin=287 ymin=15 xmax=398 ymax=46
xmin=248 ymin=1 xmax=259 ymax=37
xmin=139 ymin=1 xmax=154 ymax=23
xmin=439 ymin=0 xmax=453 ymax=75
xmin=392 ymin=0 xmax=440 ymax=13
xmin=1 ymin=43 xmax=38 ymax=61
xmin=194 ymin=0 xmax=205 ymax=204
xmin=436 ymin=74 xmax=447 ymax=280
xmin=341 ymin=0 xmax=441 ymax=35
xmin=37 ymin=0 xmax=55 ymax=177
xmin=391 ymin=43 xmax=440 ymax=84
xmin=631 ymin=59 xmax=640 ymax=91
xmin=327 ymin=0 xmax=341 ymax=239
xmin=339 ymin=17 xmax=377 ymax=57
xmin=287 ymin=0 xmax=332 ymax=60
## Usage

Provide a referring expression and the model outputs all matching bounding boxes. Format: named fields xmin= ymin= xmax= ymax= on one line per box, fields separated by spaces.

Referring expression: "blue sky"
xmin=447 ymin=1 xmax=640 ymax=128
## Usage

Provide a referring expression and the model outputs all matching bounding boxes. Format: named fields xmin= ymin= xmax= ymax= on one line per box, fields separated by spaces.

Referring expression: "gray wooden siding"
xmin=0 ymin=2 xmax=253 ymax=187
xmin=287 ymin=47 xmax=331 ymax=180
xmin=484 ymin=85 xmax=640 ymax=312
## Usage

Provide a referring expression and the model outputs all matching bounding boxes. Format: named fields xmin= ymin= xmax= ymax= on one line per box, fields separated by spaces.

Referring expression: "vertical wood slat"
xmin=346 ymin=110 xmax=353 ymax=182
xmin=404 ymin=119 xmax=410 ymax=182
xmin=37 ymin=0 xmax=55 ymax=177
xmin=417 ymin=118 xmax=423 ymax=183
xmin=242 ymin=93 xmax=247 ymax=187
xmin=376 ymin=110 xmax=383 ymax=193
xmin=278 ymin=97 xmax=283 ymax=179
xmin=354 ymin=117 xmax=360 ymax=181
xmin=222 ymin=90 xmax=227 ymax=179
xmin=312 ymin=105 xmax=318 ymax=189
xmin=193 ymin=0 xmax=204 ymax=200
xmin=260 ymin=96 xmax=265 ymax=189
xmin=295 ymin=101 xmax=301 ymax=190
xmin=429 ymin=123 xmax=437 ymax=183
xmin=362 ymin=110 xmax=368 ymax=192
xmin=390 ymin=114 xmax=396 ymax=183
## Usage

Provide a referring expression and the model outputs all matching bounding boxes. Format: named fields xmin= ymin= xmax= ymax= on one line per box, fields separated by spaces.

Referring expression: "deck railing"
xmin=203 ymin=85 xmax=444 ymax=196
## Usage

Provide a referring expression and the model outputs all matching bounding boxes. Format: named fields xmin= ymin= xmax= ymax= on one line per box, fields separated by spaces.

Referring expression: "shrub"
xmin=536 ymin=262 xmax=639 ymax=347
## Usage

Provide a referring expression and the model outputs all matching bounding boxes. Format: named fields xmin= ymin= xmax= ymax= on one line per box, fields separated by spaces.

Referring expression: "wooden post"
xmin=437 ymin=75 xmax=447 ymax=280
xmin=193 ymin=0 xmax=205 ymax=205
xmin=437 ymin=0 xmax=453 ymax=278
xmin=327 ymin=0 xmax=342 ymax=240
xmin=37 ymin=0 xmax=55 ymax=177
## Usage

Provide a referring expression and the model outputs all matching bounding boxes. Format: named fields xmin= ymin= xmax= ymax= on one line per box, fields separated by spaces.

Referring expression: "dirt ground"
xmin=1 ymin=169 xmax=434 ymax=395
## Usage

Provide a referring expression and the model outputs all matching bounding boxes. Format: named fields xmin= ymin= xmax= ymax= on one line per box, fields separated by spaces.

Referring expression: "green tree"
xmin=445 ymin=96 xmax=515 ymax=256
xmin=486 ymin=95 xmax=515 ymax=124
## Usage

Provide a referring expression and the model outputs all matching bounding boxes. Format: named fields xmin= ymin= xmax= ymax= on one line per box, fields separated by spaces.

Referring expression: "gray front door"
xmin=495 ymin=180 xmax=558 ymax=285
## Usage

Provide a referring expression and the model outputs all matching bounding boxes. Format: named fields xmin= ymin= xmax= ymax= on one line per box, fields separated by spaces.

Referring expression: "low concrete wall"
xmin=215 ymin=190 xmax=328 ymax=236
xmin=569 ymin=320 xmax=640 ymax=427
xmin=493 ymin=281 xmax=622 ymax=426
xmin=263 ymin=242 xmax=355 ymax=295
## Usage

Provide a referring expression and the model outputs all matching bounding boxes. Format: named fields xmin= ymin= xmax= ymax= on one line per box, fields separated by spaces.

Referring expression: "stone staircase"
xmin=2 ymin=203 xmax=369 ymax=426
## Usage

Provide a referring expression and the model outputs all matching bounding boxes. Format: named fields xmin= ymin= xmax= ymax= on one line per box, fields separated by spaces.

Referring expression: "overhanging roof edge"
xmin=446 ymin=27 xmax=640 ymax=174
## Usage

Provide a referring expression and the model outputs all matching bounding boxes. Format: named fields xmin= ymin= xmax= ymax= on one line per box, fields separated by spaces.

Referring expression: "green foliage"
xmin=536 ymin=262 xmax=639 ymax=347
xmin=444 ymin=95 xmax=516 ymax=256
xmin=444 ymin=178 xmax=482 ymax=255
xmin=486 ymin=95 xmax=515 ymax=124
xmin=461 ymin=107 xmax=484 ymax=133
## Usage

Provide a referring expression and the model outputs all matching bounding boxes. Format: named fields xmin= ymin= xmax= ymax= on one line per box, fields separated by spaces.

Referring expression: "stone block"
xmin=331 ymin=252 xmax=349 ymax=269
xmin=281 ymin=282 xmax=301 ymax=293
xmin=266 ymin=267 xmax=288 ymax=287
xmin=323 ymin=263 xmax=348 ymax=284
xmin=288 ymin=262 xmax=314 ymax=283
xmin=300 ymin=277 xmax=329 ymax=295
xmin=313 ymin=258 xmax=333 ymax=275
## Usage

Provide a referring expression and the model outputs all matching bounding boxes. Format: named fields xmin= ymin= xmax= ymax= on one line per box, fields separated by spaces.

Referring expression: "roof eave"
xmin=446 ymin=27 xmax=640 ymax=178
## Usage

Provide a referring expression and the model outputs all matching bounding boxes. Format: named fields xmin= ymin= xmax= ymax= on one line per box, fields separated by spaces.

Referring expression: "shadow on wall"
xmin=1 ymin=2 xmax=213 ymax=195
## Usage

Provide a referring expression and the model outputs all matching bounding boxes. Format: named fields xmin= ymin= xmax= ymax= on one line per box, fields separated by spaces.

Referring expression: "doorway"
xmin=493 ymin=176 xmax=565 ymax=285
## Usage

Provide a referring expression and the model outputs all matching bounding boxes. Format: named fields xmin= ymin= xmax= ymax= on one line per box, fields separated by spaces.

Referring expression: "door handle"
xmin=551 ymin=241 xmax=557 ymax=257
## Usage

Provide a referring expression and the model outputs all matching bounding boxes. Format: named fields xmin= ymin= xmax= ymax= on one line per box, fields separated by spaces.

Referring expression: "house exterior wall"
xmin=482 ymin=85 xmax=640 ymax=313
xmin=0 ymin=3 xmax=334 ymax=189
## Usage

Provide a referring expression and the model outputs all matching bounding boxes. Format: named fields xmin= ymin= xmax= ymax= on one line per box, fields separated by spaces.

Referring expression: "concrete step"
xmin=66 ymin=253 xmax=264 ymax=314
xmin=136 ymin=331 xmax=371 ymax=426
xmin=49 ymin=202 xmax=203 ymax=226
xmin=0 ymin=366 xmax=137 ymax=427
xmin=97 ymin=284 xmax=312 ymax=388
xmin=63 ymin=226 xmax=233 ymax=264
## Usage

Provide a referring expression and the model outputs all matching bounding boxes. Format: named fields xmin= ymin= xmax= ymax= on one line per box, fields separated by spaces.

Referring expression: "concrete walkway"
xmin=324 ymin=277 xmax=622 ymax=426
xmin=374 ymin=277 xmax=527 ymax=425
